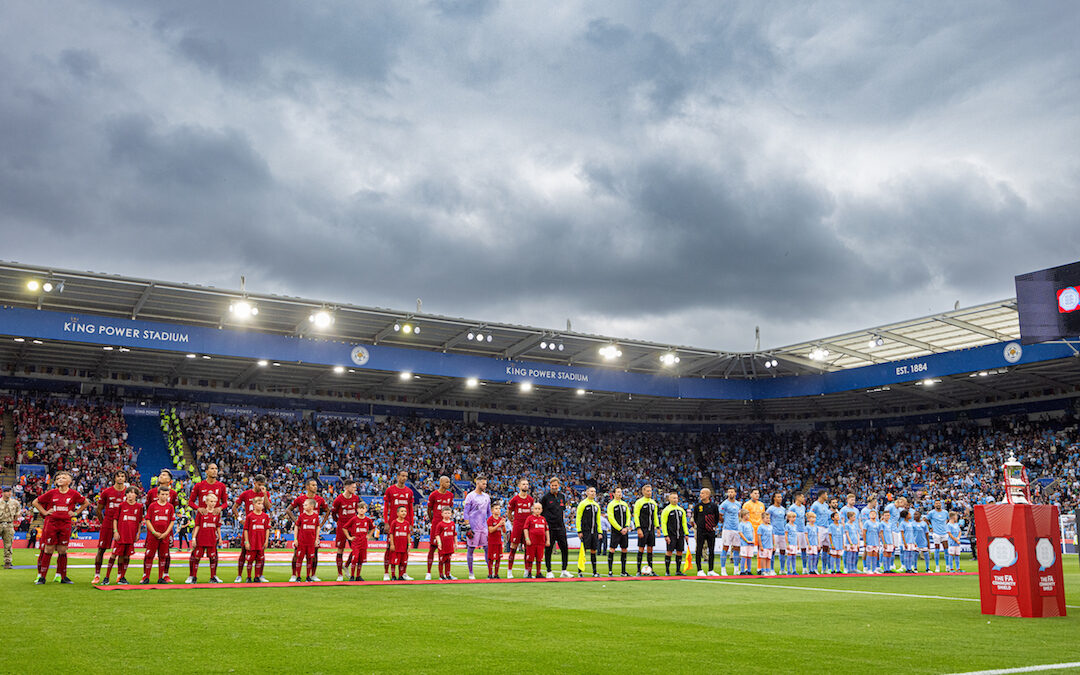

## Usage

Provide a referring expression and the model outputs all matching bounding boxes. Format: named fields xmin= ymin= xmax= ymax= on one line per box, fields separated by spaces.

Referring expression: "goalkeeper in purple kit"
xmin=462 ymin=476 xmax=492 ymax=580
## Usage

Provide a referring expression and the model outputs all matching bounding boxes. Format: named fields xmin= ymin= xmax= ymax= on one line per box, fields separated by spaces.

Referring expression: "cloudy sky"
xmin=1 ymin=1 xmax=1077 ymax=351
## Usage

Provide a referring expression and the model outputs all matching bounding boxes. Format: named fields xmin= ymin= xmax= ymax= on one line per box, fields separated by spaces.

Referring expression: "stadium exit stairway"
xmin=126 ymin=414 xmax=172 ymax=490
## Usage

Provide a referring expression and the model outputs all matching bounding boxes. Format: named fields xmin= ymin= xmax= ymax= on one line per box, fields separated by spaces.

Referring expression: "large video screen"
xmin=1015 ymin=260 xmax=1080 ymax=344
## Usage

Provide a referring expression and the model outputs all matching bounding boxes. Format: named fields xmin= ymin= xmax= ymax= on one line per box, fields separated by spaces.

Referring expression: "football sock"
xmin=190 ymin=549 xmax=201 ymax=577
xmin=208 ymin=550 xmax=218 ymax=577
xmin=800 ymin=551 xmax=807 ymax=572
xmin=57 ymin=553 xmax=68 ymax=577
xmin=106 ymin=556 xmax=116 ymax=578
xmin=665 ymin=555 xmax=672 ymax=575
xmin=647 ymin=552 xmax=654 ymax=569
xmin=675 ymin=554 xmax=682 ymax=573
xmin=94 ymin=548 xmax=105 ymax=575
xmin=143 ymin=552 xmax=154 ymax=577
xmin=383 ymin=548 xmax=391 ymax=573
xmin=636 ymin=550 xmax=642 ymax=570
xmin=620 ymin=552 xmax=627 ymax=574
xmin=427 ymin=547 xmax=436 ymax=572
xmin=118 ymin=557 xmax=129 ymax=578
xmin=237 ymin=548 xmax=247 ymax=576
xmin=336 ymin=552 xmax=344 ymax=576
xmin=733 ymin=549 xmax=741 ymax=571
xmin=720 ymin=550 xmax=727 ymax=572
xmin=590 ymin=552 xmax=597 ymax=574
xmin=467 ymin=547 xmax=475 ymax=574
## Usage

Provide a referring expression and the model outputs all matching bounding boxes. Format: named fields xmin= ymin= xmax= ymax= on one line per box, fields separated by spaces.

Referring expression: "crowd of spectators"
xmin=3 ymin=397 xmax=1077 ymax=542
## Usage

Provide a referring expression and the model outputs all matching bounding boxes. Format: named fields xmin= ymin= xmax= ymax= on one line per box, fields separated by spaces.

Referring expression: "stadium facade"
xmin=1 ymin=260 xmax=1079 ymax=427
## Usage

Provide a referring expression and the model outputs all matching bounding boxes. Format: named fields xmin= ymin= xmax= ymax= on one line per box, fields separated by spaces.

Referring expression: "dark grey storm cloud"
xmin=1 ymin=1 xmax=1077 ymax=350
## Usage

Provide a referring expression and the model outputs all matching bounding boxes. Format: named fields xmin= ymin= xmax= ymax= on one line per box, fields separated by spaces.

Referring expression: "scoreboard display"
xmin=1015 ymin=260 xmax=1080 ymax=344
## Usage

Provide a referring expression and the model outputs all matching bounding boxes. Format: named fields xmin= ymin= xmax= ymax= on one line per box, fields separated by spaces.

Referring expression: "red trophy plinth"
xmin=974 ymin=503 xmax=1066 ymax=617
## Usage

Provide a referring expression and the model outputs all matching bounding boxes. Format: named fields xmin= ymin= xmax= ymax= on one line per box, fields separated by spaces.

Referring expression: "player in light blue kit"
xmin=880 ymin=510 xmax=895 ymax=572
xmin=789 ymin=493 xmax=808 ymax=573
xmin=859 ymin=496 xmax=878 ymax=571
xmin=757 ymin=512 xmax=774 ymax=576
xmin=784 ymin=511 xmax=800 ymax=574
xmin=808 ymin=492 xmax=831 ymax=573
xmin=915 ymin=512 xmax=930 ymax=572
xmin=766 ymin=493 xmax=787 ymax=576
xmin=928 ymin=500 xmax=950 ymax=573
xmin=862 ymin=509 xmax=882 ymax=574
xmin=885 ymin=495 xmax=905 ymax=571
xmin=737 ymin=510 xmax=755 ymax=575
xmin=805 ymin=512 xmax=819 ymax=574
xmin=946 ymin=511 xmax=962 ymax=572
xmin=719 ymin=488 xmax=742 ymax=576
xmin=843 ymin=511 xmax=860 ymax=573
xmin=901 ymin=509 xmax=917 ymax=572
xmin=827 ymin=511 xmax=843 ymax=573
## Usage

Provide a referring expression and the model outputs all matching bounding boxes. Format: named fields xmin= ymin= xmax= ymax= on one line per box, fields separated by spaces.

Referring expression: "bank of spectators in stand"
xmin=186 ymin=408 xmax=1077 ymax=524
xmin=11 ymin=398 xmax=141 ymax=501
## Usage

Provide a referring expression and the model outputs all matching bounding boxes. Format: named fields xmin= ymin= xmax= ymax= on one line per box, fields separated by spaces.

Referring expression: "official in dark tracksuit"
xmin=541 ymin=477 xmax=570 ymax=576
xmin=693 ymin=488 xmax=720 ymax=573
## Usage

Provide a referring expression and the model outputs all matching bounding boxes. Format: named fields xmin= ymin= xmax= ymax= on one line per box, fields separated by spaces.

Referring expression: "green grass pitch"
xmin=3 ymin=549 xmax=1079 ymax=674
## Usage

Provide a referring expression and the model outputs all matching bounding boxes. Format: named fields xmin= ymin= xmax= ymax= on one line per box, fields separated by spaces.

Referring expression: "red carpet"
xmin=93 ymin=570 xmax=974 ymax=590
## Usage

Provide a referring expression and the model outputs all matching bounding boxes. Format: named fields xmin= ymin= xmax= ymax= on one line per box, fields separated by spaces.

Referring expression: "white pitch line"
xmin=943 ymin=663 xmax=1080 ymax=675
xmin=683 ymin=579 xmax=1080 ymax=609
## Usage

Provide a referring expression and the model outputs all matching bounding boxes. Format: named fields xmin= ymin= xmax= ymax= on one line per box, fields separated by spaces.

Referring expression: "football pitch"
xmin=4 ymin=549 xmax=1079 ymax=674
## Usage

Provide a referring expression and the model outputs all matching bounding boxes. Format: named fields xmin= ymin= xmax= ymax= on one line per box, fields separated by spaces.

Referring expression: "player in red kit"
xmin=345 ymin=501 xmax=375 ymax=581
xmin=32 ymin=470 xmax=87 ymax=584
xmin=291 ymin=498 xmax=321 ymax=582
xmin=487 ymin=503 xmax=507 ymax=579
xmin=145 ymin=469 xmax=180 ymax=508
xmin=187 ymin=493 xmax=223 ymax=583
xmin=285 ymin=478 xmax=329 ymax=580
xmin=233 ymin=474 xmax=272 ymax=583
xmin=145 ymin=469 xmax=179 ymax=571
xmin=142 ymin=486 xmax=175 ymax=584
xmin=190 ymin=463 xmax=229 ymax=513
xmin=243 ymin=496 xmax=271 ymax=583
xmin=506 ymin=478 xmax=534 ymax=578
xmin=388 ymin=505 xmax=413 ymax=581
xmin=523 ymin=502 xmax=550 ymax=579
xmin=424 ymin=475 xmax=455 ymax=580
xmin=331 ymin=479 xmax=361 ymax=581
xmin=92 ymin=470 xmax=128 ymax=584
xmin=432 ymin=506 xmax=457 ymax=580
xmin=104 ymin=487 xmax=143 ymax=585
xmin=382 ymin=470 xmax=414 ymax=580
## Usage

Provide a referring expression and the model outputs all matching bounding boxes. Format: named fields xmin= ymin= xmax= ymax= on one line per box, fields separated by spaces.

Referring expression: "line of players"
xmin=29 ymin=465 xmax=966 ymax=586
xmin=685 ymin=488 xmax=967 ymax=577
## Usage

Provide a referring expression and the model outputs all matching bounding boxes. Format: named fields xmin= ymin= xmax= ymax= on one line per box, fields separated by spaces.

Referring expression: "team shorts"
xmin=144 ymin=536 xmax=171 ymax=557
xmin=806 ymin=545 xmax=819 ymax=555
xmin=350 ymin=545 xmax=368 ymax=563
xmin=721 ymin=529 xmax=741 ymax=547
xmin=905 ymin=543 xmax=917 ymax=551
xmin=758 ymin=547 xmax=773 ymax=560
xmin=510 ymin=525 xmax=527 ymax=547
xmin=42 ymin=520 xmax=73 ymax=547
xmin=892 ymin=531 xmax=903 ymax=547
xmin=773 ymin=533 xmax=786 ymax=551
xmin=864 ymin=545 xmax=880 ymax=554
xmin=580 ymin=532 xmax=600 ymax=550
xmin=389 ymin=551 xmax=408 ymax=566
xmin=609 ymin=530 xmax=629 ymax=549
xmin=948 ymin=545 xmax=961 ymax=555
xmin=668 ymin=536 xmax=685 ymax=553
xmin=525 ymin=543 xmax=545 ymax=561
xmin=932 ymin=533 xmax=948 ymax=546
xmin=638 ymin=529 xmax=656 ymax=548
xmin=112 ymin=542 xmax=135 ymax=558
xmin=818 ymin=526 xmax=831 ymax=544
xmin=918 ymin=546 xmax=928 ymax=553
xmin=845 ymin=545 xmax=859 ymax=553
xmin=739 ymin=545 xmax=756 ymax=558
xmin=336 ymin=530 xmax=352 ymax=549
xmin=97 ymin=523 xmax=115 ymax=549
xmin=294 ymin=543 xmax=317 ymax=557
xmin=797 ymin=532 xmax=809 ymax=548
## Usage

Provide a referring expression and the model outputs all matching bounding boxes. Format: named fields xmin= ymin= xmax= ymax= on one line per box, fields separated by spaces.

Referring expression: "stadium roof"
xmin=1 ymin=260 xmax=1077 ymax=422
